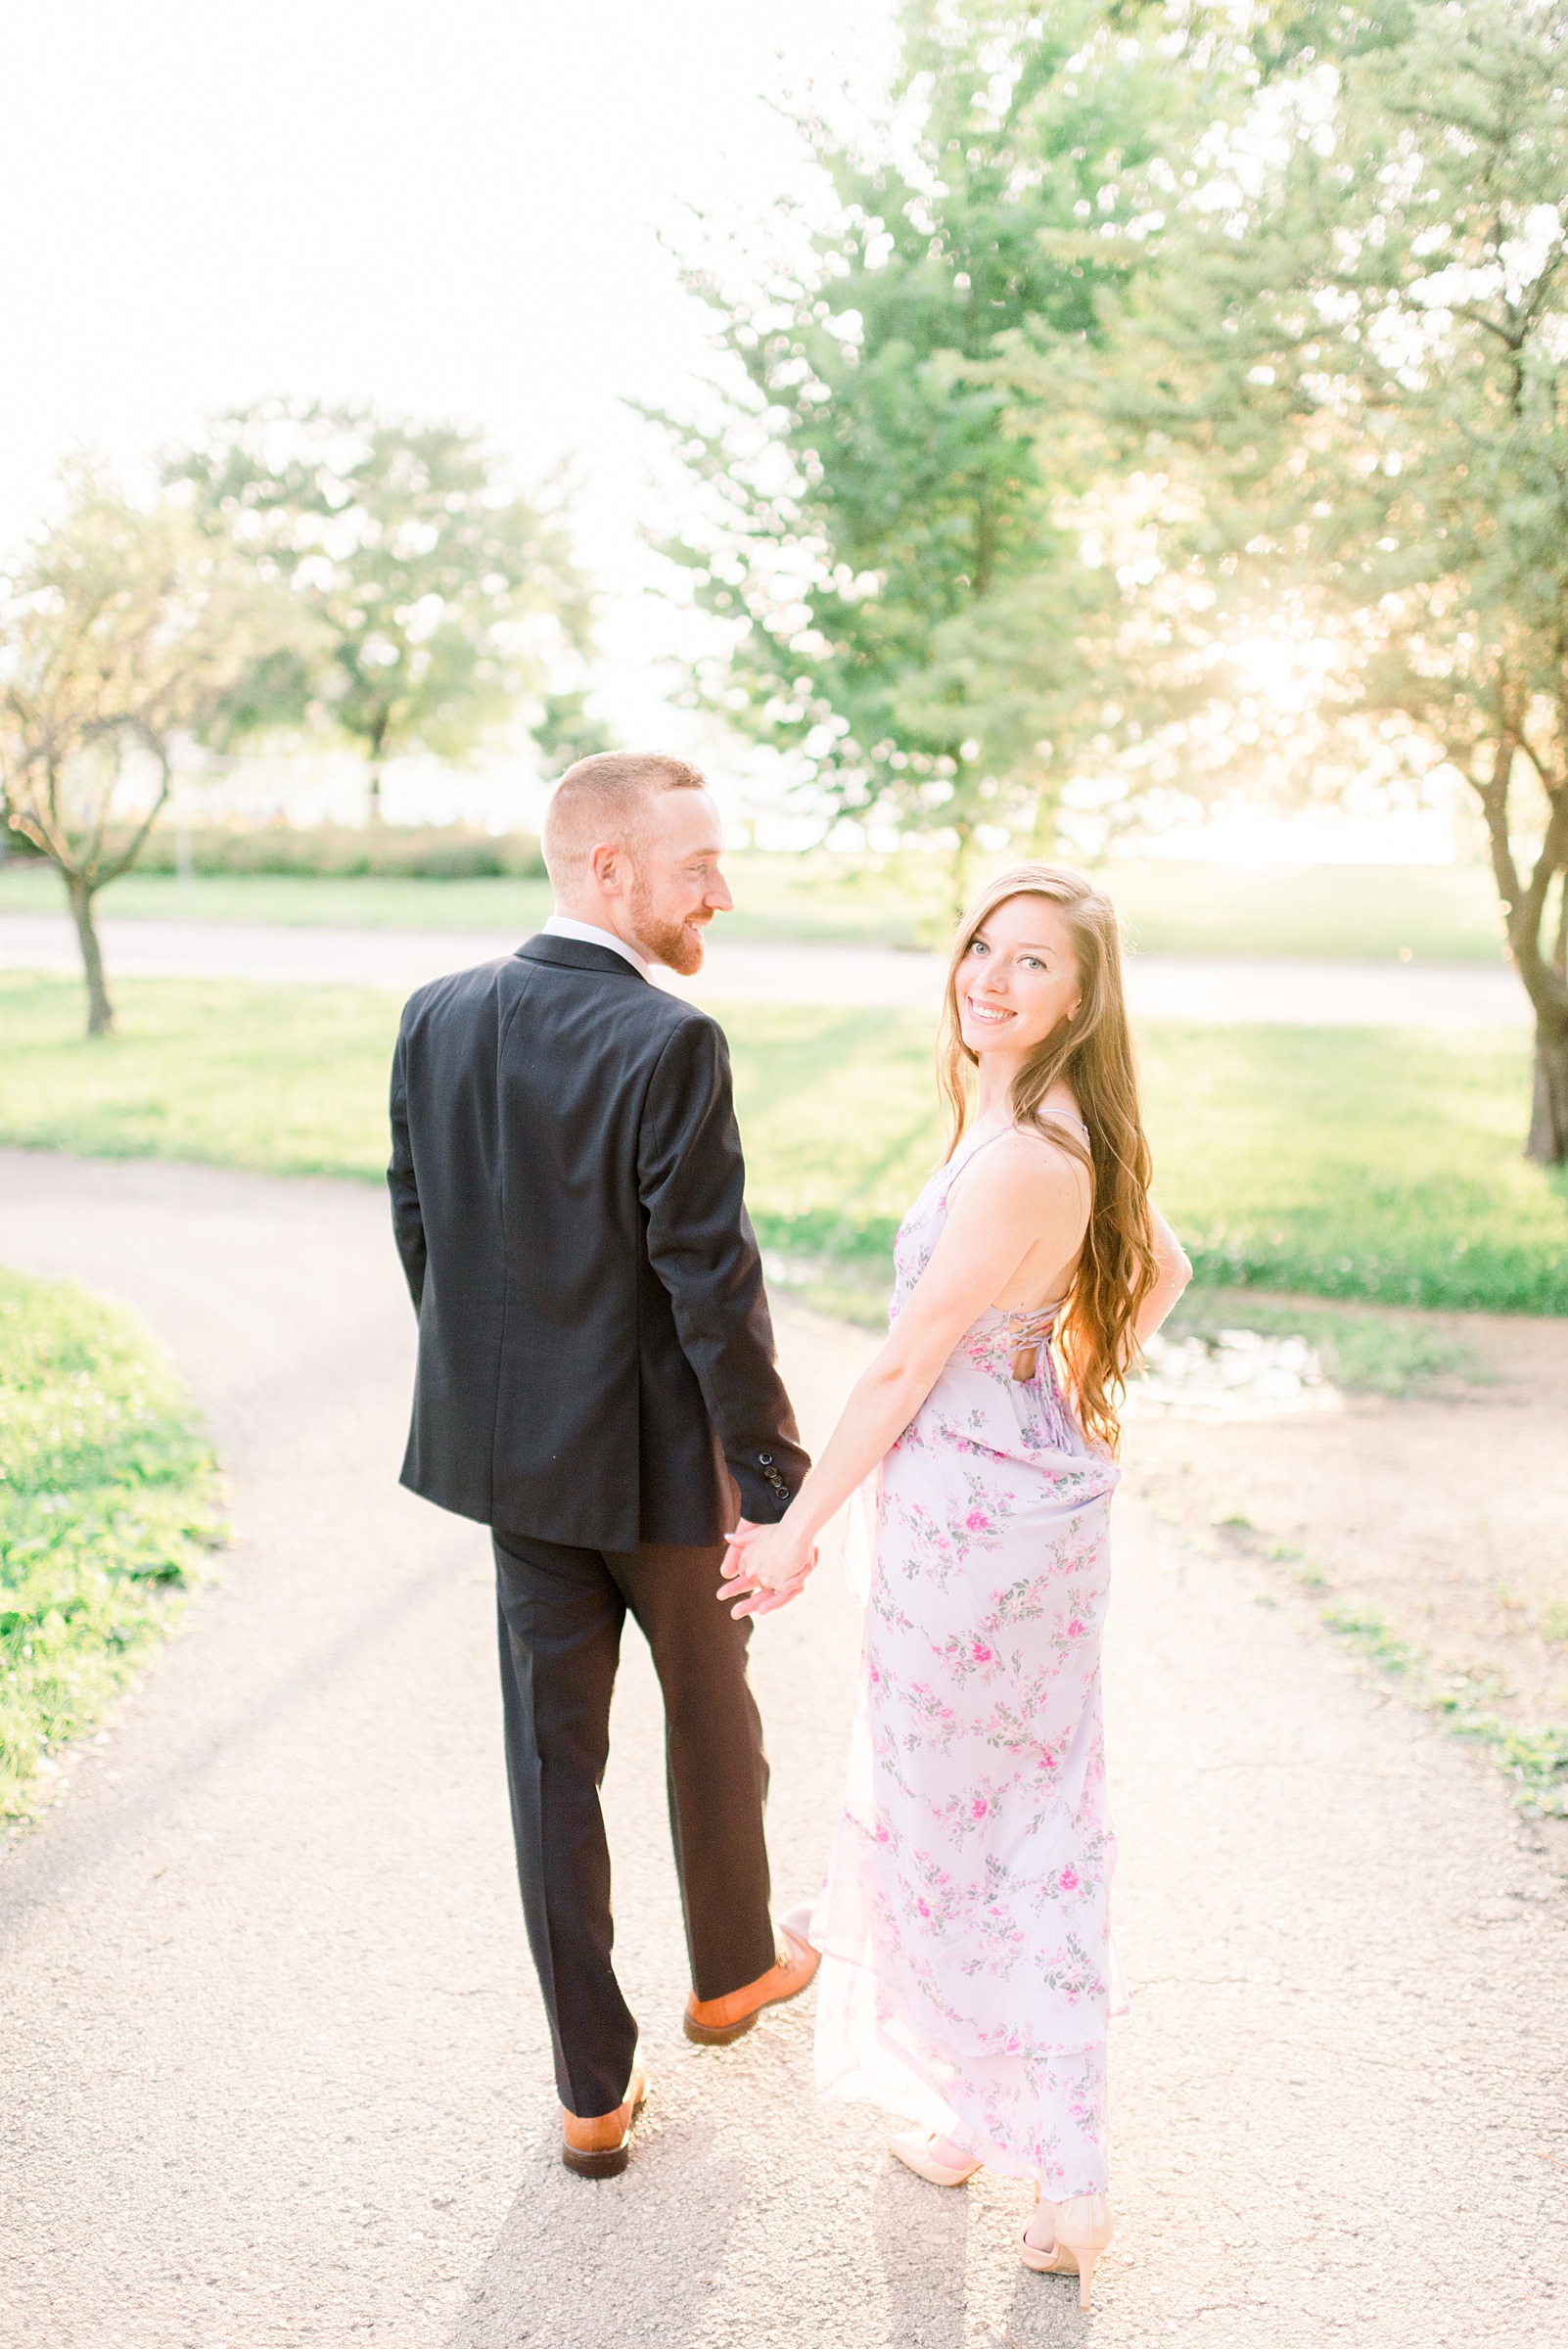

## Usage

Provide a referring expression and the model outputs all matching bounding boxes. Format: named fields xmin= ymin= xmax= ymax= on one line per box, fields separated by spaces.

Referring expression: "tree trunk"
xmin=65 ymin=872 xmax=115 ymax=1036
xmin=1526 ymin=1007 xmax=1568 ymax=1166
xmin=1474 ymin=741 xmax=1568 ymax=1164
xmin=949 ymin=817 xmax=975 ymax=929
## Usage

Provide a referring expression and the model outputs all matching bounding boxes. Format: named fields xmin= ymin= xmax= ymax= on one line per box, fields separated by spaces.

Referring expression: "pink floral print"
xmin=811 ymin=1128 xmax=1122 ymax=2192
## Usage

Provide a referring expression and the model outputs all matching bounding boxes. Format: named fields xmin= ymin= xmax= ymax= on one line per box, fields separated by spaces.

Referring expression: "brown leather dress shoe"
xmin=683 ymin=1908 xmax=820 ymax=2047
xmin=561 ymin=2065 xmax=647 ymax=2178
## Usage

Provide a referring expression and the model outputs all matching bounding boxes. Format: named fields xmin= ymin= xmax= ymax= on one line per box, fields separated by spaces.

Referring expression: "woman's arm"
xmin=1135 ymin=1204 xmax=1193 ymax=1344
xmin=722 ymin=1136 xmax=1087 ymax=1609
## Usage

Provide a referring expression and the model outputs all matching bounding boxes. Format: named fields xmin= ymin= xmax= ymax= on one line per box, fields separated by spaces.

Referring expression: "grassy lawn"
xmin=1107 ymin=857 xmax=1503 ymax=961
xmin=0 ymin=852 xmax=1507 ymax=960
xmin=0 ymin=976 xmax=402 ymax=1178
xmin=2 ymin=972 xmax=1563 ymax=1316
xmin=0 ymin=862 xmax=560 ymax=936
xmin=0 ymin=1264 xmax=226 ymax=1819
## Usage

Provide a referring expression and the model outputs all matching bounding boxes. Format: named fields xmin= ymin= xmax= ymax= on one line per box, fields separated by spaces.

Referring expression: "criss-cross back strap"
xmin=1004 ymin=1300 xmax=1068 ymax=1382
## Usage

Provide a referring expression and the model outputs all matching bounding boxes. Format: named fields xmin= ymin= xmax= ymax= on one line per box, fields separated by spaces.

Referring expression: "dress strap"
xmin=1034 ymin=1109 xmax=1091 ymax=1145
xmin=936 ymin=1125 xmax=1014 ymax=1208
xmin=941 ymin=1116 xmax=1088 ymax=1209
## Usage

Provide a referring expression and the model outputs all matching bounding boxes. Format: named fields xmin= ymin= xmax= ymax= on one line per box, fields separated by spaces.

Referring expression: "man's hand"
xmin=719 ymin=1568 xmax=813 ymax=1620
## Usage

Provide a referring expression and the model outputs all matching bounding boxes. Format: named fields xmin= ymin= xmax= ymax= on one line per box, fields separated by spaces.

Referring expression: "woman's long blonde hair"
xmin=938 ymin=862 xmax=1158 ymax=1453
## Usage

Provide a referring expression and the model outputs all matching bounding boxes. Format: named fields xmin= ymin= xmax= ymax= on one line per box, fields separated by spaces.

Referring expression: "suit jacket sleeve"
xmin=388 ymin=1023 xmax=427 ymax=1312
xmin=638 ymin=1015 xmax=809 ymax=1522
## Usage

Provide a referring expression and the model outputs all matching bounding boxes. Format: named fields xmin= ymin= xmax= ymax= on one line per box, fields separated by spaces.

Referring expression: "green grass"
xmin=0 ymin=974 xmax=403 ymax=1177
xmin=1319 ymin=1601 xmax=1568 ymax=1819
xmin=1143 ymin=1024 xmax=1568 ymax=1313
xmin=1 ymin=974 xmax=1564 ymax=1315
xmin=0 ymin=859 xmax=925 ymax=943
xmin=0 ymin=851 xmax=1508 ymax=959
xmin=1106 ymin=857 xmax=1504 ymax=962
xmin=0 ymin=862 xmax=560 ymax=935
xmin=0 ymin=1265 xmax=226 ymax=1819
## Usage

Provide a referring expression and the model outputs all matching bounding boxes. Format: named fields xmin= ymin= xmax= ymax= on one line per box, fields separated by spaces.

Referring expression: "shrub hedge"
xmin=131 ymin=824 xmax=545 ymax=882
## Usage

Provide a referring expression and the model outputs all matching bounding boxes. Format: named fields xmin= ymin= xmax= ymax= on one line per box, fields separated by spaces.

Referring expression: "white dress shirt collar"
xmin=539 ymin=912 xmax=650 ymax=980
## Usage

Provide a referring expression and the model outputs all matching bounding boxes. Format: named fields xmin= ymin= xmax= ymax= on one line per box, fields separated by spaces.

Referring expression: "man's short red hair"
xmin=541 ymin=751 xmax=708 ymax=891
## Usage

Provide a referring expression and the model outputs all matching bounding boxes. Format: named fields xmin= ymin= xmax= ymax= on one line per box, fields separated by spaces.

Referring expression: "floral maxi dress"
xmin=811 ymin=1124 xmax=1122 ymax=2193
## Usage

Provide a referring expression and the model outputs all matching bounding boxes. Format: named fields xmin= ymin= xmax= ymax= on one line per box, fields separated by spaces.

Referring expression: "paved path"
xmin=1 ymin=1151 xmax=1564 ymax=2349
xmin=0 ymin=909 xmax=1529 ymax=1026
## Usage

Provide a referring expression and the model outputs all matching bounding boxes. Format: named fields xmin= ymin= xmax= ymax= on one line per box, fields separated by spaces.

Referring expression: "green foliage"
xmin=657 ymin=1 xmax=1196 ymax=877
xmin=131 ymin=823 xmax=545 ymax=882
xmin=167 ymin=400 xmax=595 ymax=805
xmin=1 ymin=467 xmax=293 ymax=881
xmin=2 ymin=973 xmax=1562 ymax=1316
xmin=1083 ymin=0 xmax=1568 ymax=1144
xmin=1 ymin=469 xmax=298 ymax=881
xmin=0 ymin=1266 xmax=225 ymax=1818
xmin=529 ymin=687 xmax=615 ymax=773
xmin=0 ymin=464 xmax=300 ymax=1031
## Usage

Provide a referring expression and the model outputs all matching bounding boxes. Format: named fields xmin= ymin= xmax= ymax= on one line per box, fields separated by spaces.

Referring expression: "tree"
xmin=530 ymin=685 xmax=616 ymax=771
xmin=0 ymin=470 xmax=292 ymax=1035
xmin=167 ymin=401 xmax=595 ymax=818
xmin=655 ymin=0 xmax=1201 ymax=901
xmin=1086 ymin=0 xmax=1568 ymax=1159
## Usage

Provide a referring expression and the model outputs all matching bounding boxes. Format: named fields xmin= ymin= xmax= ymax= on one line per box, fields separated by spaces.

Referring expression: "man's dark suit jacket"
xmin=388 ymin=932 xmax=808 ymax=1551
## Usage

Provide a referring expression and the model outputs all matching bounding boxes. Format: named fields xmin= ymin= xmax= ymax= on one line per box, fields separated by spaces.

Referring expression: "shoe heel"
xmin=562 ymin=2139 xmax=630 ymax=2179
xmin=682 ymin=2008 xmax=758 ymax=2047
xmin=1075 ymin=2246 xmax=1099 ymax=2310
xmin=1054 ymin=2193 xmax=1113 ymax=2308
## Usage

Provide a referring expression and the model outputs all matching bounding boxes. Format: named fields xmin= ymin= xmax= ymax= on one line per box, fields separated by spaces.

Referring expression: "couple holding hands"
xmin=388 ymin=752 xmax=1189 ymax=2307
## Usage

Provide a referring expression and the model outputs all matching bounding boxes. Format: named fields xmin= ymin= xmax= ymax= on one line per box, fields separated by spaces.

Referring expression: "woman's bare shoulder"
xmin=952 ymin=1125 xmax=1088 ymax=1215
xmin=1010 ymin=1110 xmax=1091 ymax=1176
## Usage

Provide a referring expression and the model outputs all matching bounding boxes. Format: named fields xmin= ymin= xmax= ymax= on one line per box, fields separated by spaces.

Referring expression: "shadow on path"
xmin=447 ymin=2121 xmax=744 ymax=2349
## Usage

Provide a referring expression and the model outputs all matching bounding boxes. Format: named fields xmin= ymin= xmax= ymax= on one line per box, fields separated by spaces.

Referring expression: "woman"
xmin=721 ymin=864 xmax=1191 ymax=2308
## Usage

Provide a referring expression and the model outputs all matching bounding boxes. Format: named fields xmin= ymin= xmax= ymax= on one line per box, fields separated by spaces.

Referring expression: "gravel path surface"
xmin=0 ymin=909 xmax=1530 ymax=1026
xmin=1 ymin=1151 xmax=1563 ymax=2348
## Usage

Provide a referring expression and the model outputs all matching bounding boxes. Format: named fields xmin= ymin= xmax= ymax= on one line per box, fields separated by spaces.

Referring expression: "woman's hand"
xmin=1134 ymin=1204 xmax=1193 ymax=1343
xmin=717 ymin=1516 xmax=816 ymax=1619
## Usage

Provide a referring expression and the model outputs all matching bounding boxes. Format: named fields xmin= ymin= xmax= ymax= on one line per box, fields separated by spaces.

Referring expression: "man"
xmin=388 ymin=751 xmax=817 ymax=2180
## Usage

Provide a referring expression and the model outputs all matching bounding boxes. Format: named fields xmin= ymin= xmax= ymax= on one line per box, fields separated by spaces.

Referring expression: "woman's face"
xmin=955 ymin=894 xmax=1083 ymax=1064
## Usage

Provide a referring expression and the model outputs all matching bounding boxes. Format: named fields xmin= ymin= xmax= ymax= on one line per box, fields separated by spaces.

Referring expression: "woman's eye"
xmin=969 ymin=940 xmax=990 ymax=956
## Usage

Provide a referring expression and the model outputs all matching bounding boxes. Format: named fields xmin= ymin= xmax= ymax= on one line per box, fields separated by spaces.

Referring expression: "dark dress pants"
xmin=493 ymin=1529 xmax=777 ymax=2120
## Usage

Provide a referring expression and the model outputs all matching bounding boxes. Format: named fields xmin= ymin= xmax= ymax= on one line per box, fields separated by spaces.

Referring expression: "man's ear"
xmin=588 ymin=839 xmax=625 ymax=894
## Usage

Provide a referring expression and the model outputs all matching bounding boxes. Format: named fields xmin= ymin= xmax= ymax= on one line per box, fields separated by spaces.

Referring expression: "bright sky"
xmin=1 ymin=3 xmax=1466 ymax=859
xmin=1 ymin=0 xmax=895 ymax=767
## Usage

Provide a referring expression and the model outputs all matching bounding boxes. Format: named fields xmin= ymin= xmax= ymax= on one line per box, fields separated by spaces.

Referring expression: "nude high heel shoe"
xmin=888 ymin=2130 xmax=982 ymax=2187
xmin=1020 ymin=2191 xmax=1114 ymax=2309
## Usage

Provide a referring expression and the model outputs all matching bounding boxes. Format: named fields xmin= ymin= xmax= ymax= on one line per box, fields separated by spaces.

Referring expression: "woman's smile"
xmin=965 ymin=993 xmax=1016 ymax=1027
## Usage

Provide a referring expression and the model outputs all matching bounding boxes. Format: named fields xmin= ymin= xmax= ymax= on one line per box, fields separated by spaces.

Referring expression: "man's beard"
xmin=629 ymin=879 xmax=706 ymax=976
